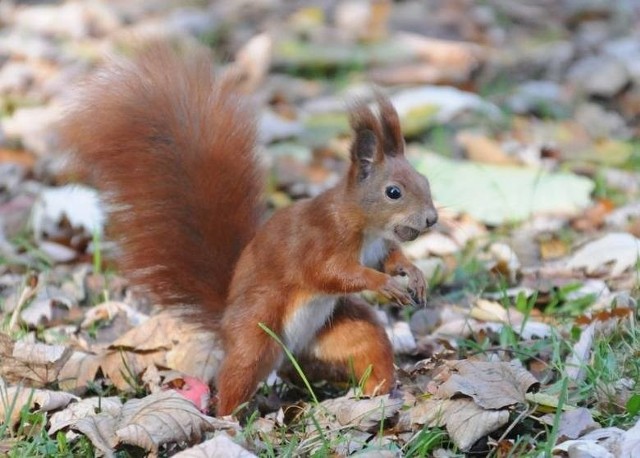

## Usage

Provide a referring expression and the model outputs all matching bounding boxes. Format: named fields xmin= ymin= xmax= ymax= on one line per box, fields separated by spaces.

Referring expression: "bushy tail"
xmin=59 ymin=43 xmax=263 ymax=316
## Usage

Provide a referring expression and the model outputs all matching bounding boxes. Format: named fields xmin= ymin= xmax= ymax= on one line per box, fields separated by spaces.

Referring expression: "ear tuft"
xmin=348 ymin=100 xmax=384 ymax=180
xmin=374 ymin=91 xmax=404 ymax=157
xmin=351 ymin=128 xmax=377 ymax=180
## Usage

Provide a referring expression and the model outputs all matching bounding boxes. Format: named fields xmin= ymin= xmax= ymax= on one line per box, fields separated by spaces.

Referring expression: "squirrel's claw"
xmin=380 ymin=277 xmax=414 ymax=306
xmin=407 ymin=266 xmax=428 ymax=307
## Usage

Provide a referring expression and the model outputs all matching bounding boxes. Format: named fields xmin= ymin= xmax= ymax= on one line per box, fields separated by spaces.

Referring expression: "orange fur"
xmin=58 ymin=42 xmax=263 ymax=324
xmin=61 ymin=42 xmax=437 ymax=417
xmin=301 ymin=297 xmax=395 ymax=394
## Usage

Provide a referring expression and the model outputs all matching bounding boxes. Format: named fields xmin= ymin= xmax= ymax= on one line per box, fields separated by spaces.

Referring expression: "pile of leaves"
xmin=0 ymin=0 xmax=639 ymax=456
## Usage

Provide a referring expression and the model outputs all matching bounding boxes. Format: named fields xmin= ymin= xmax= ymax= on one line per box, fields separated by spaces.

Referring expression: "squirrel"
xmin=59 ymin=42 xmax=438 ymax=416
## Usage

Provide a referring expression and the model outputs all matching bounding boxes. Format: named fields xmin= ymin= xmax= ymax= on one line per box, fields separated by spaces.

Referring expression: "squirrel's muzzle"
xmin=425 ymin=208 xmax=438 ymax=228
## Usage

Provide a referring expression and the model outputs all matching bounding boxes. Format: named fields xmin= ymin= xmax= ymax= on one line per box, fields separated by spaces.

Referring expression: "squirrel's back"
xmin=59 ymin=43 xmax=264 ymax=315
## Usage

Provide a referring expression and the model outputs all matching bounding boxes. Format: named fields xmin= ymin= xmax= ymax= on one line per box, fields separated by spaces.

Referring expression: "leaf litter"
xmin=0 ymin=0 xmax=639 ymax=456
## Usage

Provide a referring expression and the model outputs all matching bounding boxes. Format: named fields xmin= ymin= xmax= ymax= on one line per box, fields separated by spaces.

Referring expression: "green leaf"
xmin=626 ymin=393 xmax=640 ymax=415
xmin=416 ymin=152 xmax=594 ymax=225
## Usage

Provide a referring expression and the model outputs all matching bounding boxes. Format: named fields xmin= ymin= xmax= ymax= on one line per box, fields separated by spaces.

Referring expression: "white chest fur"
xmin=360 ymin=236 xmax=388 ymax=268
xmin=283 ymin=295 xmax=336 ymax=353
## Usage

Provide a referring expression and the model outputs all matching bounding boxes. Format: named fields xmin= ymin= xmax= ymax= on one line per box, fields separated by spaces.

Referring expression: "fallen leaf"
xmin=387 ymin=321 xmax=417 ymax=354
xmin=31 ymin=185 xmax=105 ymax=240
xmin=0 ymin=384 xmax=78 ymax=427
xmin=565 ymin=441 xmax=616 ymax=457
xmin=399 ymin=33 xmax=482 ymax=69
xmin=416 ymin=151 xmax=594 ymax=225
xmin=0 ymin=148 xmax=36 ymax=169
xmin=553 ymin=427 xmax=625 ymax=455
xmin=393 ymin=87 xmax=500 ymax=135
xmin=73 ymin=414 xmax=118 ymax=457
xmin=80 ymin=301 xmax=149 ymax=329
xmin=49 ymin=396 xmax=123 ymax=435
xmin=405 ymin=398 xmax=510 ymax=451
xmin=36 ymin=241 xmax=78 ymax=263
xmin=96 ymin=349 xmax=166 ymax=392
xmin=97 ymin=310 xmax=224 ymax=389
xmin=57 ymin=350 xmax=102 ymax=393
xmin=404 ymin=232 xmax=460 ymax=258
xmin=567 ymin=232 xmax=640 ymax=277
xmin=457 ymin=132 xmax=519 ymax=165
xmin=335 ymin=0 xmax=390 ymax=42
xmin=172 ymin=432 xmax=257 ymax=458
xmin=525 ymin=392 xmax=576 ymax=413
xmin=539 ymin=237 xmax=569 ymax=260
xmin=619 ymin=417 xmax=640 ymax=457
xmin=434 ymin=360 xmax=539 ymax=409
xmin=231 ymin=33 xmax=272 ymax=93
xmin=565 ymin=323 xmax=595 ymax=383
xmin=470 ymin=300 xmax=552 ymax=339
xmin=488 ymin=243 xmax=521 ymax=283
xmin=0 ymin=333 xmax=72 ymax=386
xmin=71 ymin=390 xmax=238 ymax=456
xmin=314 ymin=392 xmax=403 ymax=432
xmin=540 ymin=407 xmax=600 ymax=441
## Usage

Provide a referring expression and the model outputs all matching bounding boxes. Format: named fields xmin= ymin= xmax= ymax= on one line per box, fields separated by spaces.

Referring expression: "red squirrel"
xmin=59 ymin=43 xmax=438 ymax=416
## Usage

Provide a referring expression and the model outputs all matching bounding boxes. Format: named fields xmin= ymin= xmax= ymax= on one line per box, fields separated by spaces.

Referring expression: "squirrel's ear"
xmin=375 ymin=92 xmax=404 ymax=157
xmin=348 ymin=101 xmax=384 ymax=182
xmin=350 ymin=128 xmax=377 ymax=180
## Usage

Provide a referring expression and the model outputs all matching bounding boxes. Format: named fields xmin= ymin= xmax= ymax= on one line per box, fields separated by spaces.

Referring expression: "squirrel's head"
xmin=347 ymin=94 xmax=438 ymax=243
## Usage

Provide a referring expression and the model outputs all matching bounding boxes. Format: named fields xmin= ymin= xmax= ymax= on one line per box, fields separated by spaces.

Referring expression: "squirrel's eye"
xmin=385 ymin=185 xmax=402 ymax=200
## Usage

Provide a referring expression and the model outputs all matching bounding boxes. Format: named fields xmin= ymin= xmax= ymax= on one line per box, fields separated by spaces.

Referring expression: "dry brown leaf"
xmin=63 ymin=313 xmax=222 ymax=393
xmin=404 ymin=232 xmax=460 ymax=258
xmin=73 ymin=414 xmax=118 ymax=457
xmin=404 ymin=398 xmax=510 ymax=451
xmin=369 ymin=63 xmax=454 ymax=85
xmin=567 ymin=232 xmax=640 ymax=277
xmin=553 ymin=426 xmax=626 ymax=455
xmin=314 ymin=392 xmax=403 ymax=432
xmin=101 ymin=311 xmax=223 ymax=388
xmin=97 ymin=349 xmax=166 ymax=392
xmin=49 ymin=396 xmax=123 ymax=435
xmin=619 ymin=418 xmax=640 ymax=457
xmin=80 ymin=301 xmax=148 ymax=329
xmin=397 ymin=33 xmax=483 ymax=75
xmin=0 ymin=384 xmax=78 ymax=426
xmin=0 ymin=333 xmax=72 ymax=386
xmin=488 ymin=243 xmax=521 ymax=283
xmin=457 ymin=132 xmax=519 ymax=165
xmin=71 ymin=390 xmax=238 ymax=456
xmin=165 ymin=329 xmax=224 ymax=384
xmin=57 ymin=350 xmax=102 ymax=393
xmin=539 ymin=237 xmax=569 ymax=260
xmin=335 ymin=0 xmax=391 ymax=42
xmin=231 ymin=33 xmax=272 ymax=93
xmin=470 ymin=300 xmax=552 ymax=339
xmin=172 ymin=432 xmax=257 ymax=458
xmin=575 ymin=307 xmax=635 ymax=326
xmin=565 ymin=323 xmax=595 ymax=383
xmin=388 ymin=321 xmax=417 ymax=354
xmin=0 ymin=148 xmax=36 ymax=169
xmin=115 ymin=393 xmax=213 ymax=454
xmin=541 ymin=407 xmax=600 ymax=442
xmin=434 ymin=360 xmax=539 ymax=409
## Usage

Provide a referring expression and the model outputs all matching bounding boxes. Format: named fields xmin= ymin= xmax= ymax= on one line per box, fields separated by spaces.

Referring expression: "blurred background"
xmin=1 ymin=0 xmax=639 ymax=238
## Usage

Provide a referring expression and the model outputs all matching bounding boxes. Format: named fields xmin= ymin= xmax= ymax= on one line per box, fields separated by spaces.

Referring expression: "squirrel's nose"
xmin=426 ymin=209 xmax=438 ymax=228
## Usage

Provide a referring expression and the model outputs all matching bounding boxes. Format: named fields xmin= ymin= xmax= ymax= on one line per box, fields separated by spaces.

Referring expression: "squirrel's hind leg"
xmin=216 ymin=327 xmax=282 ymax=416
xmin=291 ymin=297 xmax=395 ymax=395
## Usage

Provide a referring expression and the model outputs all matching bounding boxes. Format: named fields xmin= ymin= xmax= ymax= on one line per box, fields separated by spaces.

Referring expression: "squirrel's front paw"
xmin=379 ymin=276 xmax=414 ymax=306
xmin=406 ymin=265 xmax=427 ymax=307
